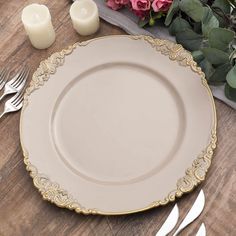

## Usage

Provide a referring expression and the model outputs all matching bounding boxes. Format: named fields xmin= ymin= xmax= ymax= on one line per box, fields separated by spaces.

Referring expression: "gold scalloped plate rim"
xmin=20 ymin=35 xmax=217 ymax=215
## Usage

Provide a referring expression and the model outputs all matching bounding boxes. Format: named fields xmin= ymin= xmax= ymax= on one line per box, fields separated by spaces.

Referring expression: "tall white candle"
xmin=21 ymin=4 xmax=56 ymax=49
xmin=70 ymin=0 xmax=100 ymax=36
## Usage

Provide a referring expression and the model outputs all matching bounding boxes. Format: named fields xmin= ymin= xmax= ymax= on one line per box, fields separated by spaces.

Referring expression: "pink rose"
xmin=130 ymin=0 xmax=151 ymax=11
xmin=106 ymin=0 xmax=129 ymax=10
xmin=132 ymin=10 xmax=149 ymax=19
xmin=152 ymin=0 xmax=172 ymax=12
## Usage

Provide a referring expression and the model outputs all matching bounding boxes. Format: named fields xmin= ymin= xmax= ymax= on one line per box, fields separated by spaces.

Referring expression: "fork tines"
xmin=11 ymin=89 xmax=25 ymax=107
xmin=0 ymin=67 xmax=10 ymax=90
xmin=10 ymin=66 xmax=29 ymax=87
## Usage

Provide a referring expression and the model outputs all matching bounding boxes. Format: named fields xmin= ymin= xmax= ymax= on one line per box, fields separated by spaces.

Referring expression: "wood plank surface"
xmin=0 ymin=1 xmax=235 ymax=235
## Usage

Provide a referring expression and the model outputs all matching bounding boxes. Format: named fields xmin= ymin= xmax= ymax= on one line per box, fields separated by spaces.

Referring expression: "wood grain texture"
xmin=0 ymin=1 xmax=235 ymax=235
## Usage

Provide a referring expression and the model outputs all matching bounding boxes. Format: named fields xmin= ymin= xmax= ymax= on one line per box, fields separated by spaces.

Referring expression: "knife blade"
xmin=156 ymin=204 xmax=179 ymax=236
xmin=196 ymin=223 xmax=206 ymax=236
xmin=173 ymin=190 xmax=205 ymax=236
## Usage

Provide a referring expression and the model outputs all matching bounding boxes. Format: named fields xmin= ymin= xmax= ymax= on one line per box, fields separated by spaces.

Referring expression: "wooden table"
xmin=0 ymin=1 xmax=235 ymax=235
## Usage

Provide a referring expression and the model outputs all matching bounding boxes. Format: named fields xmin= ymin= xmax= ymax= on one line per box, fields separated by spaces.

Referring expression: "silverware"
xmin=0 ymin=67 xmax=10 ymax=90
xmin=156 ymin=204 xmax=179 ymax=236
xmin=173 ymin=190 xmax=205 ymax=236
xmin=0 ymin=67 xmax=29 ymax=102
xmin=0 ymin=90 xmax=25 ymax=119
xmin=196 ymin=223 xmax=206 ymax=236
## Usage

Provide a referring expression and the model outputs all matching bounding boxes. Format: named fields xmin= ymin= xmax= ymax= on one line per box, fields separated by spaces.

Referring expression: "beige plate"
xmin=20 ymin=35 xmax=217 ymax=215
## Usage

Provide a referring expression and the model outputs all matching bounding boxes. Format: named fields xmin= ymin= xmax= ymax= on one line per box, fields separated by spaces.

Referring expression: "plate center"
xmin=51 ymin=62 xmax=185 ymax=185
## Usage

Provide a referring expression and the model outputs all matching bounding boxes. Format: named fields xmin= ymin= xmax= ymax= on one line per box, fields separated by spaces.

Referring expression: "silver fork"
xmin=0 ymin=67 xmax=29 ymax=102
xmin=0 ymin=90 xmax=24 ymax=119
xmin=0 ymin=67 xmax=10 ymax=90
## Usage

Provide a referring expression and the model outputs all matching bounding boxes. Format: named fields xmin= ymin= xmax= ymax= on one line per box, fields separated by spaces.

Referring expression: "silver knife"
xmin=156 ymin=204 xmax=179 ymax=236
xmin=173 ymin=190 xmax=205 ymax=236
xmin=196 ymin=223 xmax=206 ymax=236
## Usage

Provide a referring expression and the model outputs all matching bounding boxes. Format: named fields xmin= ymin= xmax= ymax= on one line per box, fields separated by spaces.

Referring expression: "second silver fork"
xmin=0 ymin=89 xmax=25 ymax=119
xmin=0 ymin=67 xmax=29 ymax=102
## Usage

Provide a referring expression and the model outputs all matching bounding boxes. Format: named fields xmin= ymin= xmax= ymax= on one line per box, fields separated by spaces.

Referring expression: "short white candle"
xmin=70 ymin=0 xmax=100 ymax=36
xmin=21 ymin=4 xmax=56 ymax=49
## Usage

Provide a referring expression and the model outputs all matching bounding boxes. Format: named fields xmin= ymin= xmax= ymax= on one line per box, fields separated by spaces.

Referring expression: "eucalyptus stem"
xmin=227 ymin=0 xmax=236 ymax=8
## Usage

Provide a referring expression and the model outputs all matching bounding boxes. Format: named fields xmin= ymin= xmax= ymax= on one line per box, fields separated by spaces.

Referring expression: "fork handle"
xmin=0 ymin=92 xmax=6 ymax=102
xmin=0 ymin=90 xmax=16 ymax=102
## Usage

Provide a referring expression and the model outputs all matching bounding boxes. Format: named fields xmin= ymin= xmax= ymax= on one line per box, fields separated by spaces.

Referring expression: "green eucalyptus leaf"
xmin=179 ymin=0 xmax=204 ymax=22
xmin=176 ymin=29 xmax=203 ymax=51
xmin=212 ymin=0 xmax=230 ymax=14
xmin=199 ymin=59 xmax=215 ymax=78
xmin=226 ymin=65 xmax=236 ymax=88
xmin=225 ymin=82 xmax=236 ymax=102
xmin=209 ymin=28 xmax=235 ymax=51
xmin=169 ymin=17 xmax=191 ymax=35
xmin=202 ymin=7 xmax=219 ymax=38
xmin=202 ymin=47 xmax=229 ymax=65
xmin=209 ymin=63 xmax=232 ymax=83
xmin=165 ymin=0 xmax=180 ymax=26
xmin=192 ymin=50 xmax=204 ymax=63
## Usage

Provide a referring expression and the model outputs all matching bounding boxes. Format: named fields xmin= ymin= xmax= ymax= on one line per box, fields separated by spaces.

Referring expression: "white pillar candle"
xmin=21 ymin=4 xmax=56 ymax=49
xmin=70 ymin=0 xmax=100 ymax=36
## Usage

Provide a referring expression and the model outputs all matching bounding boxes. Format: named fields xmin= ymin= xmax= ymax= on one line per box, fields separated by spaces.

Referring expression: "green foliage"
xmin=202 ymin=7 xmax=219 ymax=37
xmin=179 ymin=0 xmax=204 ymax=22
xmin=209 ymin=63 xmax=232 ymax=84
xmin=166 ymin=0 xmax=236 ymax=102
xmin=192 ymin=50 xmax=204 ymax=63
xmin=226 ymin=65 xmax=236 ymax=88
xmin=225 ymin=83 xmax=236 ymax=102
xmin=212 ymin=0 xmax=230 ymax=14
xmin=202 ymin=48 xmax=229 ymax=65
xmin=176 ymin=29 xmax=203 ymax=51
xmin=209 ymin=28 xmax=235 ymax=51
xmin=165 ymin=0 xmax=180 ymax=26
xmin=199 ymin=59 xmax=215 ymax=78
xmin=169 ymin=17 xmax=191 ymax=35
xmin=212 ymin=0 xmax=231 ymax=26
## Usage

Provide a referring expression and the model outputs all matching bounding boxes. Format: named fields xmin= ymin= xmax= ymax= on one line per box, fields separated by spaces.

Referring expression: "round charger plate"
xmin=20 ymin=35 xmax=217 ymax=215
